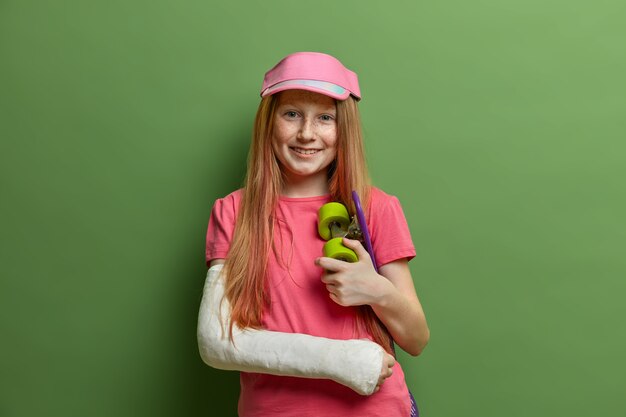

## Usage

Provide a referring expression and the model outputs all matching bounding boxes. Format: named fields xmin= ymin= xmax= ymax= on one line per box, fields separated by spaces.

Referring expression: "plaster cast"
xmin=197 ymin=264 xmax=384 ymax=395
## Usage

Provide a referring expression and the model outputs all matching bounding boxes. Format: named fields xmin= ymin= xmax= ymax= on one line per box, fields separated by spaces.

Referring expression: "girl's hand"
xmin=374 ymin=351 xmax=396 ymax=393
xmin=315 ymin=238 xmax=394 ymax=307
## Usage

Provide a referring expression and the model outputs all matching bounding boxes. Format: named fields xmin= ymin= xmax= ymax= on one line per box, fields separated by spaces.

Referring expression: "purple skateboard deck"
xmin=351 ymin=190 xmax=419 ymax=417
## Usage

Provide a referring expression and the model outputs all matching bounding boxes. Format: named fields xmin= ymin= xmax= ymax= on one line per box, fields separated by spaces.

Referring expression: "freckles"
xmin=274 ymin=121 xmax=298 ymax=142
xmin=323 ymin=128 xmax=338 ymax=146
xmin=272 ymin=125 xmax=289 ymax=145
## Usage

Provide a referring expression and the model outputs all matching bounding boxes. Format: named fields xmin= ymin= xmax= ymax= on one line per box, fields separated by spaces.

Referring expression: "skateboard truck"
xmin=317 ymin=191 xmax=379 ymax=273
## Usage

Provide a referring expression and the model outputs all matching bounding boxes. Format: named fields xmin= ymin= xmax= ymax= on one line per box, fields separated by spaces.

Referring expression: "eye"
xmin=320 ymin=114 xmax=335 ymax=122
xmin=284 ymin=111 xmax=299 ymax=118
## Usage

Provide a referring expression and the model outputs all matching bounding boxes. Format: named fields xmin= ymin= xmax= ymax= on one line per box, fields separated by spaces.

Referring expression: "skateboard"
xmin=318 ymin=190 xmax=419 ymax=417
xmin=317 ymin=191 xmax=379 ymax=273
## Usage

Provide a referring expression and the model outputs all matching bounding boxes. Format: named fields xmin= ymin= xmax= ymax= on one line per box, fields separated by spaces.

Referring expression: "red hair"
xmin=222 ymin=93 xmax=393 ymax=354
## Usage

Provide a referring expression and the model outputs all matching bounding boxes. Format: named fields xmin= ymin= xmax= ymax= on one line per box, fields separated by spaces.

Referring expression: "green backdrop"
xmin=2 ymin=1 xmax=625 ymax=416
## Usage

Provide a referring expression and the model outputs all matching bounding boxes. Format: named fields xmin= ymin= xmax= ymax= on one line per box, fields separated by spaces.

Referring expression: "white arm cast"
xmin=197 ymin=264 xmax=384 ymax=396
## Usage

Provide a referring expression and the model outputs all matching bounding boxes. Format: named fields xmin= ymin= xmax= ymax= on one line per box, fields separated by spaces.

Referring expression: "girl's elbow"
xmin=198 ymin=340 xmax=225 ymax=369
xmin=406 ymin=345 xmax=424 ymax=357
xmin=197 ymin=328 xmax=222 ymax=368
xmin=197 ymin=336 xmax=214 ymax=366
xmin=408 ymin=329 xmax=430 ymax=357
xmin=198 ymin=347 xmax=213 ymax=367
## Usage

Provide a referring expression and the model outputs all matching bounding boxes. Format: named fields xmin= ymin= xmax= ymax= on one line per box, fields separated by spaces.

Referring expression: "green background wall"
xmin=2 ymin=1 xmax=625 ymax=416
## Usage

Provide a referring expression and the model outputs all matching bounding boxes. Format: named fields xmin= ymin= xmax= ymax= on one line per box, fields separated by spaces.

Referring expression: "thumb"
xmin=342 ymin=237 xmax=369 ymax=259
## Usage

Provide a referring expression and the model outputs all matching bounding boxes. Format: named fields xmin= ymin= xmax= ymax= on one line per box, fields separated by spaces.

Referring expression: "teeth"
xmin=292 ymin=147 xmax=320 ymax=155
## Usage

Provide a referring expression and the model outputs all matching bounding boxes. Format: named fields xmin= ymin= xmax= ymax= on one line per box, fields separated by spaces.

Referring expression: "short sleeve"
xmin=368 ymin=190 xmax=416 ymax=268
xmin=205 ymin=192 xmax=239 ymax=266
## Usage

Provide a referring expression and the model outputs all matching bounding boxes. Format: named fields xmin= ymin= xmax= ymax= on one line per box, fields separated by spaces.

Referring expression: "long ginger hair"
xmin=222 ymin=93 xmax=394 ymax=354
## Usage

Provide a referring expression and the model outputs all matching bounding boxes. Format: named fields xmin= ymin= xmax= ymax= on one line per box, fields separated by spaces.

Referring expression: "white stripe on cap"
xmin=262 ymin=79 xmax=347 ymax=97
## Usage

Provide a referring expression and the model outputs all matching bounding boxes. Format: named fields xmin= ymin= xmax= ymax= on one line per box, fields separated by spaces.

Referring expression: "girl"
xmin=198 ymin=52 xmax=429 ymax=417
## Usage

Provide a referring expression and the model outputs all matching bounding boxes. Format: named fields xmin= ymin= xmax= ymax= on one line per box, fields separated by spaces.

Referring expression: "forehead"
xmin=276 ymin=90 xmax=336 ymax=110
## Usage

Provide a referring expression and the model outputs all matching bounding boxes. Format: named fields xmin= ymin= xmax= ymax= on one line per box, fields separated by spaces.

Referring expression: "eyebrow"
xmin=277 ymin=102 xmax=337 ymax=113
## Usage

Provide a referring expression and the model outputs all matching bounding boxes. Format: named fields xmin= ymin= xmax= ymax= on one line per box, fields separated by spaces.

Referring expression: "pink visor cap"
xmin=261 ymin=52 xmax=361 ymax=101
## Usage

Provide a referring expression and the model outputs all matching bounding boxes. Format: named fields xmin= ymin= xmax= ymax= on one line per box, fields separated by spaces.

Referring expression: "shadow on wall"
xmin=180 ymin=260 xmax=242 ymax=416
xmin=182 ymin=121 xmax=250 ymax=415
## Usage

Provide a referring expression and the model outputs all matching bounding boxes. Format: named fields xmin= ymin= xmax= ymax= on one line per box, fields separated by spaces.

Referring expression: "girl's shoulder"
xmin=369 ymin=185 xmax=400 ymax=206
xmin=224 ymin=188 xmax=244 ymax=200
xmin=369 ymin=185 xmax=392 ymax=200
xmin=211 ymin=188 xmax=244 ymax=216
xmin=215 ymin=188 xmax=244 ymax=204
xmin=368 ymin=186 xmax=408 ymax=218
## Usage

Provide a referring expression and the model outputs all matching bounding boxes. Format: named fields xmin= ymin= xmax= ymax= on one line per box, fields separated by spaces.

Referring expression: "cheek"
xmin=272 ymin=120 xmax=295 ymax=144
xmin=324 ymin=128 xmax=338 ymax=148
xmin=271 ymin=133 xmax=286 ymax=156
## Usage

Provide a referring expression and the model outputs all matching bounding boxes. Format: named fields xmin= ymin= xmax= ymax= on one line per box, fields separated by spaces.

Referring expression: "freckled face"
xmin=271 ymin=90 xmax=338 ymax=183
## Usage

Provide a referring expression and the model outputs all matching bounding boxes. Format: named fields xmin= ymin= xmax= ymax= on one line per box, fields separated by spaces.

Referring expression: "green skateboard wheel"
xmin=323 ymin=237 xmax=358 ymax=263
xmin=318 ymin=202 xmax=351 ymax=240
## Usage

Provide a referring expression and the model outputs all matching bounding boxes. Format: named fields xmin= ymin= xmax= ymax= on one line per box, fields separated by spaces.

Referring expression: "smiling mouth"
xmin=290 ymin=147 xmax=322 ymax=155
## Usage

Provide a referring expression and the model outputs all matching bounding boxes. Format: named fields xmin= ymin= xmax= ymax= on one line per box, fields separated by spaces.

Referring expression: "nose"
xmin=297 ymin=117 xmax=315 ymax=141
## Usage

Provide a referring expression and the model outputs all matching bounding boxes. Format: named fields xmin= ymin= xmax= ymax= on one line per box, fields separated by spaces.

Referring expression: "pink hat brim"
xmin=261 ymin=79 xmax=352 ymax=101
xmin=261 ymin=52 xmax=361 ymax=101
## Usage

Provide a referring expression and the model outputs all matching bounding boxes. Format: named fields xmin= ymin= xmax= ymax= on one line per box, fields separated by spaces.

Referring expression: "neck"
xmin=281 ymin=171 xmax=329 ymax=198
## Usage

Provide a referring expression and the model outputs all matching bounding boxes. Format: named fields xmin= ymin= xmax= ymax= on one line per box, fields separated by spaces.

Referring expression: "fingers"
xmin=325 ymin=283 xmax=337 ymax=299
xmin=341 ymin=237 xmax=369 ymax=258
xmin=315 ymin=256 xmax=349 ymax=273
xmin=384 ymin=356 xmax=394 ymax=378
xmin=320 ymin=272 xmax=337 ymax=284
xmin=315 ymin=238 xmax=371 ymax=272
xmin=340 ymin=238 xmax=374 ymax=267
xmin=375 ymin=352 xmax=396 ymax=394
xmin=378 ymin=369 xmax=393 ymax=382
xmin=327 ymin=289 xmax=350 ymax=307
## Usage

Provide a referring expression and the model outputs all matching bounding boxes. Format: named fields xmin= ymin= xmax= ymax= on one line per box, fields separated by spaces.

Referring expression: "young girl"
xmin=198 ymin=52 xmax=429 ymax=417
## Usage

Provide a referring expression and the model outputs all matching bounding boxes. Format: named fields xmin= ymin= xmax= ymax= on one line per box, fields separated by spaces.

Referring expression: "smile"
xmin=290 ymin=147 xmax=322 ymax=155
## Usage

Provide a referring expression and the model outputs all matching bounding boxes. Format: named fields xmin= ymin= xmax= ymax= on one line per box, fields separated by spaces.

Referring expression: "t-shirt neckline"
xmin=278 ymin=194 xmax=331 ymax=202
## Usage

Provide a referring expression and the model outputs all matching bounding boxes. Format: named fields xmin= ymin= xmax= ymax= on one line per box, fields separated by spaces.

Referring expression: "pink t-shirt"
xmin=206 ymin=187 xmax=416 ymax=417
